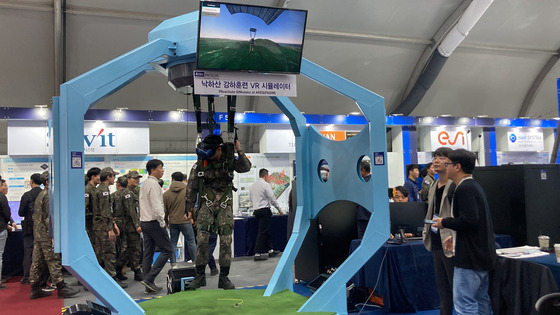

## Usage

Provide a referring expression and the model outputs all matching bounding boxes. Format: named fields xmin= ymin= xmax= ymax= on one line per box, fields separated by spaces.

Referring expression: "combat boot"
xmin=56 ymin=281 xmax=79 ymax=299
xmin=113 ymin=276 xmax=128 ymax=288
xmin=218 ymin=266 xmax=235 ymax=290
xmin=187 ymin=265 xmax=207 ymax=289
xmin=115 ymin=265 xmax=128 ymax=281
xmin=133 ymin=268 xmax=143 ymax=281
xmin=30 ymin=283 xmax=51 ymax=299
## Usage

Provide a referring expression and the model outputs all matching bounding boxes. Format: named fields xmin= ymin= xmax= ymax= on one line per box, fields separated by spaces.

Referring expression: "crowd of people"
xmin=0 ymin=134 xmax=253 ymax=299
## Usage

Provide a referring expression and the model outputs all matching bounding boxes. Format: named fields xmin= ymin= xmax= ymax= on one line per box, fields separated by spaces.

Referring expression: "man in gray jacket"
xmin=164 ymin=171 xmax=196 ymax=268
xmin=422 ymin=147 xmax=455 ymax=315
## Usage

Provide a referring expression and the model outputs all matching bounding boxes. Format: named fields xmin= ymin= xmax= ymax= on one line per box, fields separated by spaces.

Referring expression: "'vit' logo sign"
xmin=84 ymin=129 xmax=116 ymax=152
xmin=438 ymin=131 xmax=466 ymax=146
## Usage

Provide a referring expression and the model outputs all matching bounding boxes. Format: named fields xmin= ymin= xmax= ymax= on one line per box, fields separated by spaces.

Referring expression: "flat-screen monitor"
xmin=389 ymin=202 xmax=428 ymax=235
xmin=197 ymin=1 xmax=308 ymax=74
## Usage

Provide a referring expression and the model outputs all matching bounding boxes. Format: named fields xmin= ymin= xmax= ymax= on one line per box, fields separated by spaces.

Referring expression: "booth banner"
xmin=430 ymin=127 xmax=471 ymax=151
xmin=8 ymin=121 xmax=149 ymax=155
xmin=193 ymin=70 xmax=297 ymax=96
xmin=84 ymin=121 xmax=149 ymax=155
xmin=507 ymin=128 xmax=544 ymax=151
xmin=319 ymin=131 xmax=347 ymax=141
xmin=7 ymin=120 xmax=50 ymax=155
xmin=260 ymin=129 xmax=295 ymax=153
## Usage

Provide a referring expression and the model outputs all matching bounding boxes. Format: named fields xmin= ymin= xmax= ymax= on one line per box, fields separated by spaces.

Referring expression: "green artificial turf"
xmin=140 ymin=289 xmax=335 ymax=315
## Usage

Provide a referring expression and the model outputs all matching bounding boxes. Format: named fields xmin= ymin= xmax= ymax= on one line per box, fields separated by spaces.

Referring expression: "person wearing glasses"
xmin=422 ymin=147 xmax=455 ymax=315
xmin=432 ymin=149 xmax=496 ymax=315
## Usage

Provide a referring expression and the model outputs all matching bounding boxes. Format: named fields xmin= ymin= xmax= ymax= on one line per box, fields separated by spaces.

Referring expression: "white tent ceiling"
xmin=1 ymin=0 xmax=560 ymax=120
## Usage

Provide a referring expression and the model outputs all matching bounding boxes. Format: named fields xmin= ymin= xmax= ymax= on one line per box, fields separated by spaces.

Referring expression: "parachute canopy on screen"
xmin=197 ymin=1 xmax=308 ymax=74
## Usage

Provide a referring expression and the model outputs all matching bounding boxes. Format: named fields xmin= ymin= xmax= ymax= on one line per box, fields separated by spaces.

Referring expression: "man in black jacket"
xmin=18 ymin=173 xmax=43 ymax=285
xmin=0 ymin=178 xmax=17 ymax=289
xmin=433 ymin=149 xmax=496 ymax=315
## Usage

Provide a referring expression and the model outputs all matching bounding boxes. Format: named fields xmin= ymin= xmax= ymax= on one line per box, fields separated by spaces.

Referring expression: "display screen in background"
xmin=9 ymin=201 xmax=22 ymax=224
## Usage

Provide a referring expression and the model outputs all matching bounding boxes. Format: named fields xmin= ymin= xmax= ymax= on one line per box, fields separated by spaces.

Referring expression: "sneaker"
xmin=170 ymin=263 xmax=177 ymax=269
xmin=20 ymin=278 xmax=30 ymax=285
xmin=209 ymin=268 xmax=219 ymax=276
xmin=43 ymin=284 xmax=56 ymax=292
xmin=268 ymin=250 xmax=281 ymax=257
xmin=0 ymin=283 xmax=7 ymax=290
xmin=254 ymin=254 xmax=268 ymax=261
xmin=141 ymin=280 xmax=162 ymax=293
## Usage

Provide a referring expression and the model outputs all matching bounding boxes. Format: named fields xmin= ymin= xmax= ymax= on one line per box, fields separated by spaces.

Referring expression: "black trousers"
xmin=208 ymin=233 xmax=217 ymax=270
xmin=254 ymin=208 xmax=273 ymax=254
xmin=432 ymin=247 xmax=454 ymax=315
xmin=141 ymin=220 xmax=172 ymax=283
xmin=22 ymin=233 xmax=34 ymax=278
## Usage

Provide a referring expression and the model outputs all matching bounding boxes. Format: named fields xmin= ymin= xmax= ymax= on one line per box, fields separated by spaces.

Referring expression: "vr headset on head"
xmin=196 ymin=141 xmax=223 ymax=160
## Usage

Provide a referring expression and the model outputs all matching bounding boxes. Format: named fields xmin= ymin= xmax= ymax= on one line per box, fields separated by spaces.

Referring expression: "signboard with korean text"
xmin=507 ymin=128 xmax=544 ymax=151
xmin=430 ymin=127 xmax=471 ymax=151
xmin=193 ymin=70 xmax=297 ymax=96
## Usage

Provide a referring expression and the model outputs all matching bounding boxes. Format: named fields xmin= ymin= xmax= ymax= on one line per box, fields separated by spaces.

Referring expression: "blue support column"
xmin=486 ymin=127 xmax=497 ymax=165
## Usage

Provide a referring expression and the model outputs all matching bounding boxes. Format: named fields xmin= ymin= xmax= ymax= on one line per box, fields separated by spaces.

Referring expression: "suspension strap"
xmin=207 ymin=95 xmax=216 ymax=134
xmin=227 ymin=95 xmax=236 ymax=133
xmin=193 ymin=94 xmax=202 ymax=137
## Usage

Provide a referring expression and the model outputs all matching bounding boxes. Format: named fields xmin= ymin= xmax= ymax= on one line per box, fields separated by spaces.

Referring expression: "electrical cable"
xmin=357 ymin=246 xmax=389 ymax=314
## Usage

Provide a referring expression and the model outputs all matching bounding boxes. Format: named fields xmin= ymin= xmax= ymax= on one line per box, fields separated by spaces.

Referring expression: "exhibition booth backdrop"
xmin=3 ymin=153 xmax=294 ymax=224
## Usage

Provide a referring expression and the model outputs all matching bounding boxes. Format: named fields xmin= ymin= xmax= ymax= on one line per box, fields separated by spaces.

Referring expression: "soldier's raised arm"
xmin=233 ymin=140 xmax=251 ymax=173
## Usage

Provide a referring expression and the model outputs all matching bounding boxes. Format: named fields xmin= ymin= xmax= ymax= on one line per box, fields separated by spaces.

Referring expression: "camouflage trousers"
xmin=194 ymin=198 xmax=233 ymax=267
xmin=195 ymin=229 xmax=232 ymax=267
xmin=115 ymin=230 xmax=142 ymax=270
xmin=86 ymin=215 xmax=94 ymax=247
xmin=29 ymin=240 xmax=63 ymax=285
xmin=92 ymin=230 xmax=116 ymax=277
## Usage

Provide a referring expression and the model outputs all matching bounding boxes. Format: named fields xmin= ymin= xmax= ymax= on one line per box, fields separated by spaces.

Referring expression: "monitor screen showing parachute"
xmin=197 ymin=1 xmax=308 ymax=74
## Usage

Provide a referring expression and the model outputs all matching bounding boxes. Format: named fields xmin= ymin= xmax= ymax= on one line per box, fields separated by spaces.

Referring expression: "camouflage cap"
xmin=126 ymin=170 xmax=143 ymax=179
xmin=117 ymin=175 xmax=128 ymax=187
xmin=100 ymin=167 xmax=119 ymax=178
xmin=40 ymin=171 xmax=49 ymax=184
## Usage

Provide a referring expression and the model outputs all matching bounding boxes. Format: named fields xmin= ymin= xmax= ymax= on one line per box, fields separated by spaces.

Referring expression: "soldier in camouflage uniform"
xmin=29 ymin=171 xmax=79 ymax=299
xmin=93 ymin=167 xmax=127 ymax=288
xmin=186 ymin=135 xmax=251 ymax=290
xmin=112 ymin=176 xmax=127 ymax=280
xmin=114 ymin=171 xmax=143 ymax=281
xmin=85 ymin=167 xmax=101 ymax=248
